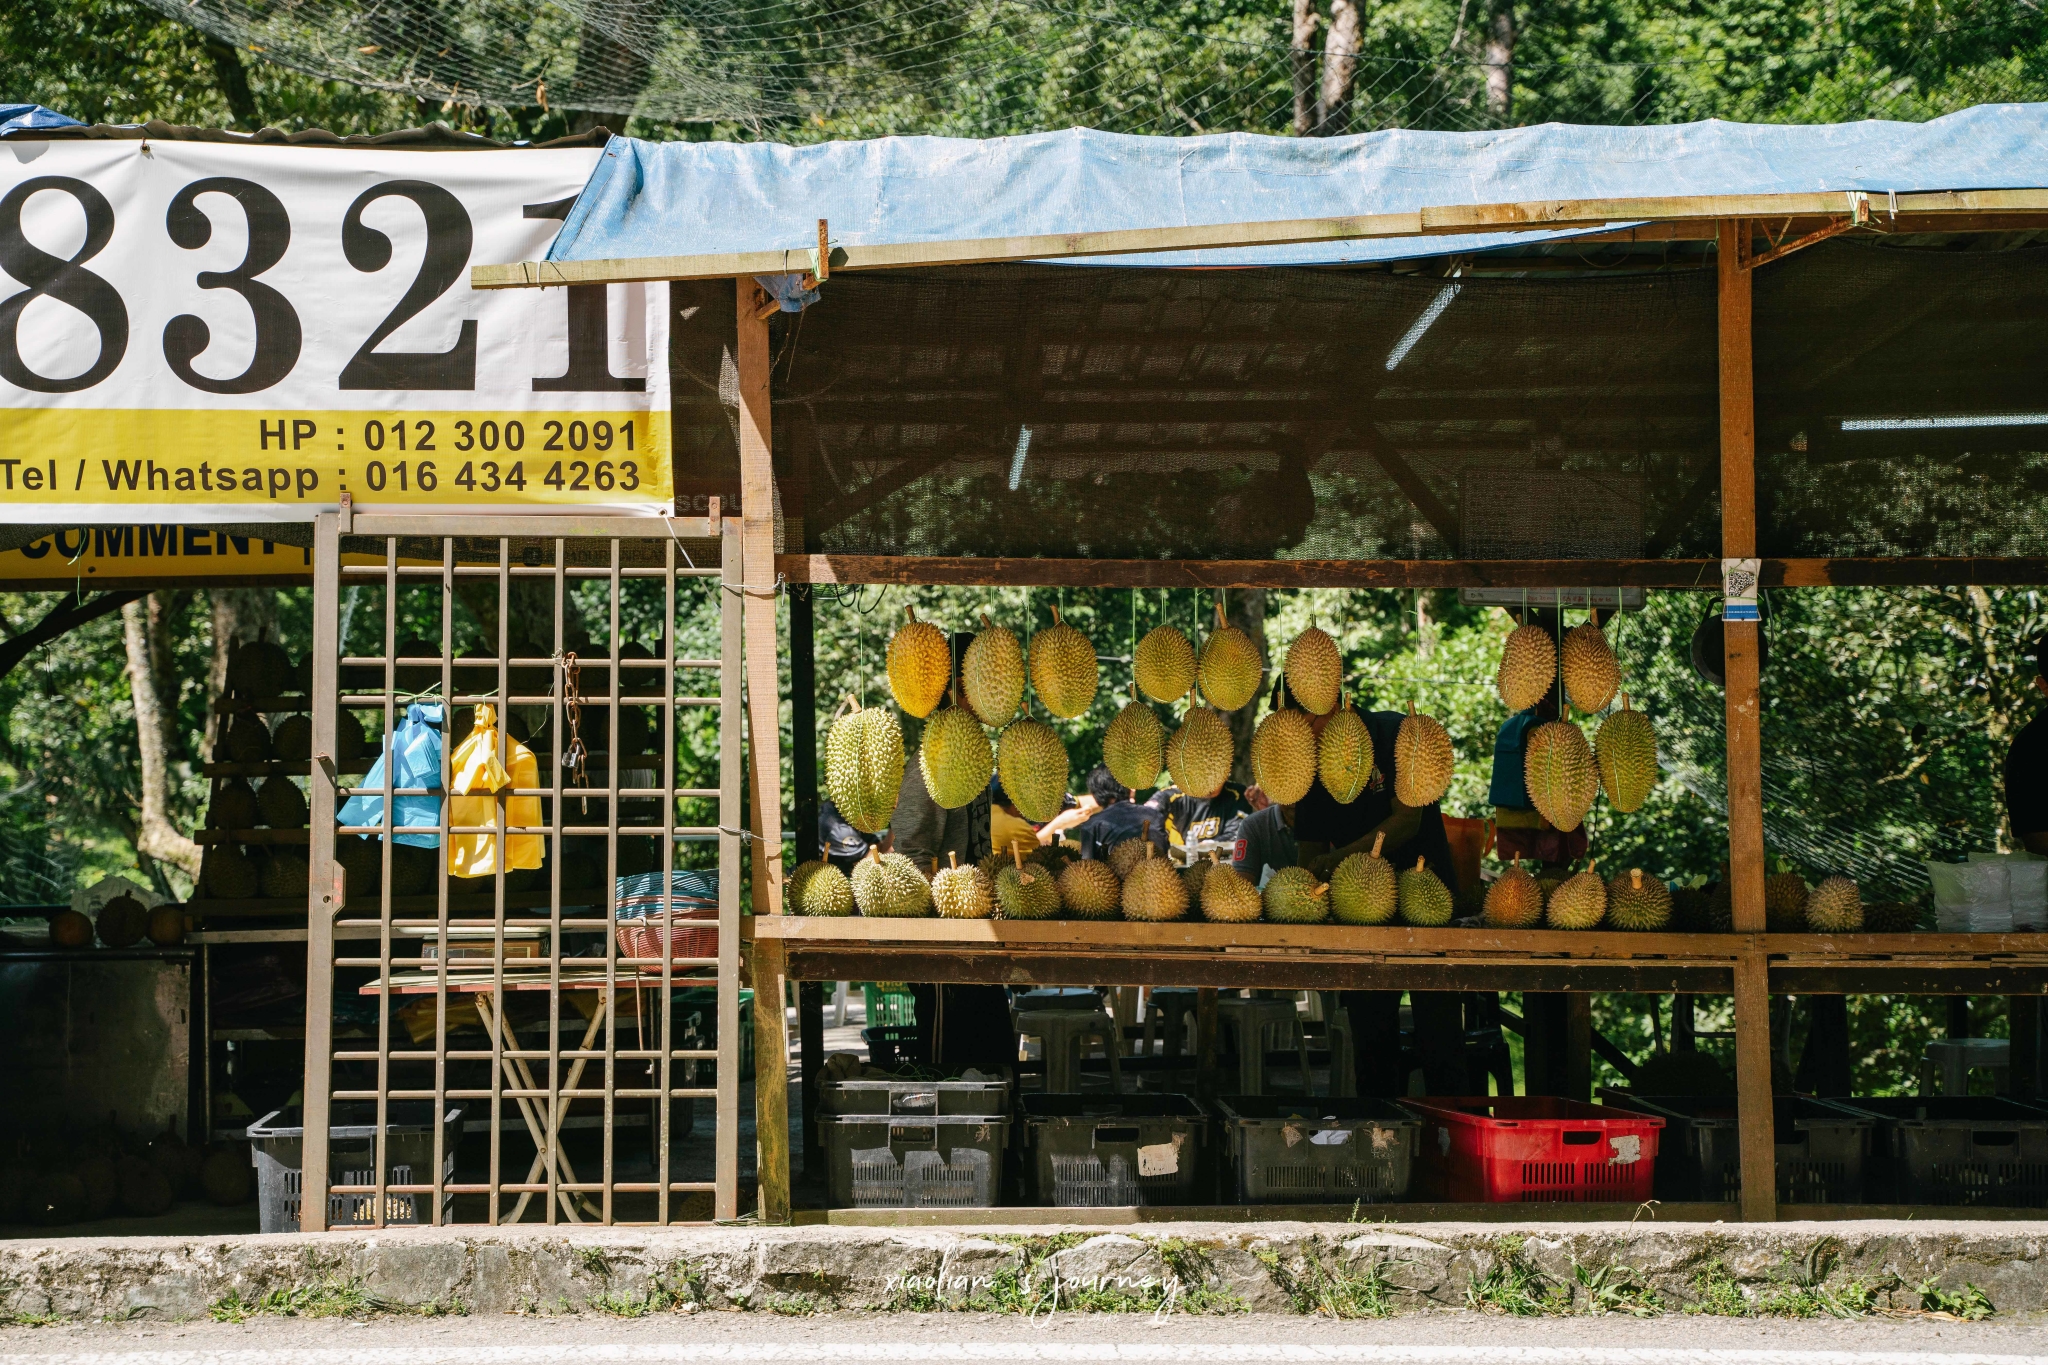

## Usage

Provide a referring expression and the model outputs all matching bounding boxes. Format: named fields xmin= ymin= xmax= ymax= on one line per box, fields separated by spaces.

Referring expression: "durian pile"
xmin=0 ymin=1120 xmax=250 ymax=1227
xmin=1669 ymin=860 xmax=1896 ymax=933
xmin=1474 ymin=854 xmax=1884 ymax=934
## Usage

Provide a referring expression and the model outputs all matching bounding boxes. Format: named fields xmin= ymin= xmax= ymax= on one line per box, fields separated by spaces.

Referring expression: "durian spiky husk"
xmin=1317 ymin=706 xmax=1373 ymax=804
xmin=1102 ymin=690 xmax=1166 ymax=793
xmin=1284 ymin=625 xmax=1344 ymax=716
xmin=256 ymin=775 xmax=307 ymax=829
xmin=1330 ymin=836 xmax=1397 ymax=924
xmin=1168 ymin=704 xmax=1234 ymax=800
xmin=1496 ymin=622 xmax=1557 ymax=713
xmin=223 ymin=713 xmax=271 ymax=764
xmin=1394 ymin=703 xmax=1454 ymax=807
xmin=1121 ymin=844 xmax=1190 ymax=922
xmin=1546 ymin=863 xmax=1607 ymax=930
xmin=1263 ymin=865 xmax=1331 ymax=924
xmin=995 ymin=850 xmax=1063 ymax=920
xmin=1595 ymin=695 xmax=1659 ymax=813
xmin=1606 ymin=867 xmax=1672 ymax=931
xmin=260 ymin=849 xmax=309 ymax=899
xmin=1181 ymin=856 xmax=1213 ymax=902
xmin=1560 ymin=614 xmax=1621 ymax=713
xmin=1028 ymin=606 xmax=1098 ymax=720
xmin=933 ymin=855 xmax=996 ymax=920
xmin=1483 ymin=858 xmax=1545 ymax=928
xmin=1133 ymin=625 xmax=1197 ymax=704
xmin=997 ymin=717 xmax=1069 ymax=823
xmin=1525 ymin=718 xmax=1598 ymax=833
xmin=1108 ymin=829 xmax=1154 ymax=880
xmin=1765 ymin=872 xmax=1810 ymax=932
xmin=886 ymin=608 xmax=952 ymax=719
xmin=1397 ymin=857 xmax=1453 ymax=926
xmin=790 ymin=859 xmax=856 ymax=916
xmin=1200 ymin=859 xmax=1263 ymax=923
xmin=1251 ymin=706 xmax=1318 ymax=806
xmin=851 ymin=849 xmax=933 ymax=918
xmin=1867 ymin=900 xmax=1921 ymax=933
xmin=962 ymin=617 xmax=1025 ymax=727
xmin=1806 ymin=875 xmax=1862 ymax=932
xmin=1057 ymin=859 xmax=1122 ymax=920
xmin=920 ymin=704 xmax=994 ymax=810
xmin=209 ymin=777 xmax=259 ymax=831
xmin=826 ymin=702 xmax=906 ymax=835
xmin=1196 ymin=603 xmax=1263 ymax=713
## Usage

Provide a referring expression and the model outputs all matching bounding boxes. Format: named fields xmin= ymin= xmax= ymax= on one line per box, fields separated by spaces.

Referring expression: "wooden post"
xmin=1719 ymin=219 xmax=1776 ymax=1221
xmin=738 ymin=279 xmax=790 ymax=1220
xmin=299 ymin=511 xmax=342 ymax=1231
xmin=1195 ymin=988 xmax=1219 ymax=1103
xmin=789 ymin=579 xmax=823 ymax=1177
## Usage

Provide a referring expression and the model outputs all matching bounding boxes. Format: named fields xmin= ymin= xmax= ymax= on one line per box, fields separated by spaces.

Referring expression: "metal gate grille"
xmin=300 ymin=512 xmax=744 ymax=1225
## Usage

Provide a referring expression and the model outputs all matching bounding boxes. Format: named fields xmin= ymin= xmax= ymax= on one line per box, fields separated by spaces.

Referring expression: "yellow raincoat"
xmin=447 ymin=704 xmax=542 ymax=878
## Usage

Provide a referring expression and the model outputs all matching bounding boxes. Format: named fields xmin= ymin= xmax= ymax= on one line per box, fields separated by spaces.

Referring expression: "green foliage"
xmin=1573 ymin=1257 xmax=1663 ymax=1316
xmin=1683 ymin=1259 xmax=1753 ymax=1316
xmin=1254 ymin=1241 xmax=1399 ymax=1318
xmin=209 ymin=1279 xmax=381 ymax=1321
xmin=1466 ymin=1235 xmax=1572 ymax=1315
xmin=1918 ymin=1279 xmax=1996 ymax=1319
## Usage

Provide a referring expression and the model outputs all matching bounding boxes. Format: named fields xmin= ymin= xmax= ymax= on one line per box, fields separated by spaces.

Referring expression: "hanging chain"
xmin=562 ymin=651 xmax=591 ymax=814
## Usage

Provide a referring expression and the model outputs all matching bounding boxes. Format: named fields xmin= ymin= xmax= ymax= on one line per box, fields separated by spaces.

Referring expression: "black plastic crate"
xmin=862 ymin=1024 xmax=924 ymax=1069
xmin=1828 ymin=1096 xmax=2048 ymax=1207
xmin=1020 ymin=1093 xmax=1206 ymax=1206
xmin=1598 ymin=1092 xmax=1872 ymax=1204
xmin=1215 ymin=1096 xmax=1419 ymax=1204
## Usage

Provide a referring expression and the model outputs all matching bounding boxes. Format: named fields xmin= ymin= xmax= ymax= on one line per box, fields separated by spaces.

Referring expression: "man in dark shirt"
xmin=1146 ymin=779 xmax=1254 ymax=858
xmin=2008 ymin=637 xmax=2048 ymax=854
xmin=1075 ymin=766 xmax=1162 ymax=861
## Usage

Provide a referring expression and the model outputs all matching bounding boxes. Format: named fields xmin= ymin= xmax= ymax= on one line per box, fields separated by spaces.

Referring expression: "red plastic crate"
xmin=1402 ymin=1097 xmax=1664 ymax=1203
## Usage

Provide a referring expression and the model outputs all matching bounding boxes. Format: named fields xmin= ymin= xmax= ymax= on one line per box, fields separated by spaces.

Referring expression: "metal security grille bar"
xmin=301 ymin=512 xmax=745 ymax=1226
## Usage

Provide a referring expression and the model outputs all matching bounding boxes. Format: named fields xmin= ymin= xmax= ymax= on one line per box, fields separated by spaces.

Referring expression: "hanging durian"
xmin=1496 ymin=618 xmax=1557 ymax=713
xmin=1394 ymin=702 xmax=1454 ymax=807
xmin=919 ymin=674 xmax=994 ymax=811
xmin=996 ymin=717 xmax=1068 ymax=824
xmin=1167 ymin=700 xmax=1233 ymax=800
xmin=1250 ymin=686 xmax=1318 ymax=806
xmin=1524 ymin=712 xmax=1599 ymax=833
xmin=1102 ymin=683 xmax=1165 ymax=793
xmin=1594 ymin=693 xmax=1659 ymax=813
xmin=1560 ymin=610 xmax=1621 ymax=713
xmin=825 ymin=698 xmax=906 ymax=835
xmin=1028 ymin=605 xmax=1098 ymax=720
xmin=1317 ymin=704 xmax=1373 ymax=805
xmin=886 ymin=607 xmax=952 ymax=719
xmin=1284 ymin=623 xmax=1343 ymax=716
xmin=962 ymin=615 xmax=1025 ymax=727
xmin=1134 ymin=624 xmax=1197 ymax=704
xmin=1196 ymin=601 xmax=1263 ymax=713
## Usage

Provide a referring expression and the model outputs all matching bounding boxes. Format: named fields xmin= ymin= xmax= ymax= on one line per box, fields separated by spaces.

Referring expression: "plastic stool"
xmin=1142 ymin=987 xmax=1200 ymax=1060
xmin=1921 ymin=1038 xmax=2010 ymax=1096
xmin=1216 ymin=994 xmax=1312 ymax=1095
xmin=1016 ymin=1008 xmax=1123 ymax=1093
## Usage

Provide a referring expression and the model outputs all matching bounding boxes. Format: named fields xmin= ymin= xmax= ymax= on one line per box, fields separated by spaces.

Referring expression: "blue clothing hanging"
xmin=338 ymin=703 xmax=445 ymax=848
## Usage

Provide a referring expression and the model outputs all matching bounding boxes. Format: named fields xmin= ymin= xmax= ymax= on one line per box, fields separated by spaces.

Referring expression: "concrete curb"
xmin=2 ymin=1221 xmax=2044 ymax=1321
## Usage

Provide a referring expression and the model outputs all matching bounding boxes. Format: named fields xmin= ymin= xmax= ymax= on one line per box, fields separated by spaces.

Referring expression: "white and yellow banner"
xmin=0 ymin=140 xmax=669 ymax=521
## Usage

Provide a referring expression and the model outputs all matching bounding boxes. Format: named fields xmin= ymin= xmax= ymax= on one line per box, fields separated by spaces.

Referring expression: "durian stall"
xmin=466 ymin=108 xmax=2048 ymax=1225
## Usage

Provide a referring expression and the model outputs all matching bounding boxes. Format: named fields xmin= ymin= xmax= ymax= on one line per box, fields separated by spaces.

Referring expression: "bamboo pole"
xmin=1719 ymin=219 xmax=1777 ymax=1222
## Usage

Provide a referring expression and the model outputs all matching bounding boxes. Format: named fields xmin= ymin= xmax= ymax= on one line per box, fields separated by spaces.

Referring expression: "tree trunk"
xmin=1314 ymin=0 xmax=1362 ymax=136
xmin=1291 ymin=0 xmax=1319 ymax=136
xmin=1223 ymin=590 xmax=1268 ymax=785
xmin=203 ymin=39 xmax=261 ymax=131
xmin=124 ymin=599 xmax=203 ymax=878
xmin=1483 ymin=2 xmax=1515 ymax=123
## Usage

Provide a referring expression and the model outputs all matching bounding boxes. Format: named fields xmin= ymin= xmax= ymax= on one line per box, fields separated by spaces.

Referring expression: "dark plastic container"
xmin=1215 ymin=1096 xmax=1420 ymax=1204
xmin=1020 ymin=1093 xmax=1207 ymax=1206
xmin=1599 ymin=1092 xmax=1872 ymax=1204
xmin=1827 ymin=1096 xmax=2048 ymax=1207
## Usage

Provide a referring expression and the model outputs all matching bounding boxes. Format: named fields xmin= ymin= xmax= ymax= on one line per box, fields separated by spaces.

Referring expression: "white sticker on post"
xmin=1137 ymin=1141 xmax=1180 ymax=1176
xmin=1723 ymin=558 xmax=1762 ymax=621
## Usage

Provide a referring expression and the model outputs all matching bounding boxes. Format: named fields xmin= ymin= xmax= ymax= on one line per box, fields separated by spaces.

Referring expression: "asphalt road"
xmin=2 ymin=1309 xmax=2044 ymax=1363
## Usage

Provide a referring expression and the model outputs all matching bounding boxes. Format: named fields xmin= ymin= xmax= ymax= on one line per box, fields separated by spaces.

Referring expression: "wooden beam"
xmin=738 ymin=279 xmax=790 ymax=1223
xmin=1732 ymin=944 xmax=1778 ymax=1220
xmin=472 ymin=189 xmax=2048 ymax=290
xmin=298 ymin=511 xmax=342 ymax=1232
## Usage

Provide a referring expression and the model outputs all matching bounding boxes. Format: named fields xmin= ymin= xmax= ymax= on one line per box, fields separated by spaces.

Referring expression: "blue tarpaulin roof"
xmin=549 ymin=103 xmax=2048 ymax=269
xmin=0 ymin=103 xmax=82 ymax=135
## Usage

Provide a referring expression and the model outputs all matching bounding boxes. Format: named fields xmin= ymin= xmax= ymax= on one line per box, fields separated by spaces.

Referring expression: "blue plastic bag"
xmin=338 ymin=703 xmax=445 ymax=848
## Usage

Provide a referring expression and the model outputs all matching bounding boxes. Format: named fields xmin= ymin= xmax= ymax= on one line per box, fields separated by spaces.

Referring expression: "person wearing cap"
xmin=1074 ymin=765 xmax=1165 ymax=862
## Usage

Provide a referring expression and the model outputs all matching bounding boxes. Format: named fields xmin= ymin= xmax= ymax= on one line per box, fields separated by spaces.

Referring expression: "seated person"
xmin=1074 ymin=765 xmax=1164 ymax=861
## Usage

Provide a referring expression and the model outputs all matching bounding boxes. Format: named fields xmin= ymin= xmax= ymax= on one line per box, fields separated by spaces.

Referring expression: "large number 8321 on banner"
xmin=0 ymin=139 xmax=669 ymax=521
